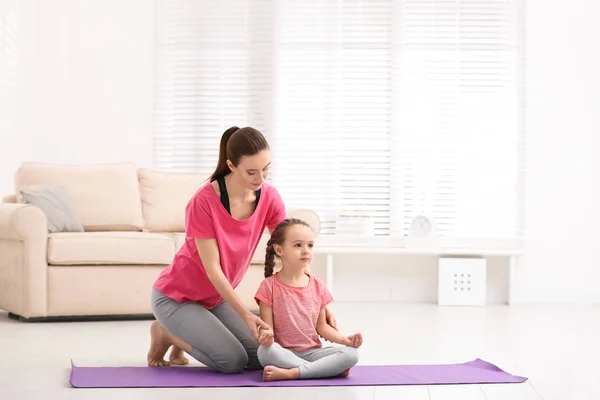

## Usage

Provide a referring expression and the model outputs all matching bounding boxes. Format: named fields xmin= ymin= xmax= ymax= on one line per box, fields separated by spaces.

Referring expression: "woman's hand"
xmin=325 ymin=306 xmax=337 ymax=330
xmin=244 ymin=313 xmax=272 ymax=342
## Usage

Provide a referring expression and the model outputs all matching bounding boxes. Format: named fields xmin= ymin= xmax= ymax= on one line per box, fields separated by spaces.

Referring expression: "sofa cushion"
xmin=138 ymin=169 xmax=208 ymax=232
xmin=15 ymin=162 xmax=144 ymax=231
xmin=172 ymin=233 xmax=185 ymax=253
xmin=47 ymin=232 xmax=175 ymax=265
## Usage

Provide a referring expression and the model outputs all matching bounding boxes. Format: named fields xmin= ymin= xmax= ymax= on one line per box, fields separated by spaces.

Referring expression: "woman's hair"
xmin=264 ymin=218 xmax=312 ymax=278
xmin=209 ymin=126 xmax=270 ymax=181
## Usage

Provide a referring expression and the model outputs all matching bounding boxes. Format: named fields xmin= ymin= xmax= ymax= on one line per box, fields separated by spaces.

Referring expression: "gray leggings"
xmin=257 ymin=342 xmax=359 ymax=379
xmin=151 ymin=288 xmax=261 ymax=374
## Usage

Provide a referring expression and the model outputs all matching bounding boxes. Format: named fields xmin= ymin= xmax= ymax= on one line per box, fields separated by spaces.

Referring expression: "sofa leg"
xmin=8 ymin=312 xmax=24 ymax=321
xmin=7 ymin=312 xmax=156 ymax=323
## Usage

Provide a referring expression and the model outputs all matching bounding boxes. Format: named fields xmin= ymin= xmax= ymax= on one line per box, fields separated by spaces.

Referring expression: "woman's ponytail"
xmin=209 ymin=126 xmax=239 ymax=181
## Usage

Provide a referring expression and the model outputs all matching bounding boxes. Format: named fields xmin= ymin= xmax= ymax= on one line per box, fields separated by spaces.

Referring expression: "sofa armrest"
xmin=0 ymin=203 xmax=49 ymax=318
xmin=0 ymin=203 xmax=48 ymax=240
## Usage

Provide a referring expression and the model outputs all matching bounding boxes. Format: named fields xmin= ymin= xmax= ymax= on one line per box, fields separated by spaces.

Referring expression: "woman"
xmin=147 ymin=126 xmax=337 ymax=374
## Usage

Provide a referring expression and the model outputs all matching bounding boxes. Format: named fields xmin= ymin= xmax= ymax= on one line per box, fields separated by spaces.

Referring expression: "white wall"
xmin=0 ymin=0 xmax=155 ymax=195
xmin=2 ymin=0 xmax=599 ymax=304
xmin=517 ymin=0 xmax=600 ymax=304
xmin=0 ymin=0 xmax=27 ymax=197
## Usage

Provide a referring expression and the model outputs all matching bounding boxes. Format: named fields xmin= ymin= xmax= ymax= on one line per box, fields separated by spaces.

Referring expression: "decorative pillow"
xmin=20 ymin=185 xmax=84 ymax=233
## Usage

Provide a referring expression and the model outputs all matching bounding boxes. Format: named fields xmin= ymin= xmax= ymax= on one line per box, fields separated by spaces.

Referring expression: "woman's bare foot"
xmin=147 ymin=320 xmax=172 ymax=367
xmin=169 ymin=345 xmax=189 ymax=365
xmin=263 ymin=366 xmax=301 ymax=381
xmin=338 ymin=368 xmax=350 ymax=377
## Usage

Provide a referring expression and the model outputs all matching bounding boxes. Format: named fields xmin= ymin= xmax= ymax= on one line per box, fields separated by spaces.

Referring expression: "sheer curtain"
xmin=153 ymin=0 xmax=524 ymax=240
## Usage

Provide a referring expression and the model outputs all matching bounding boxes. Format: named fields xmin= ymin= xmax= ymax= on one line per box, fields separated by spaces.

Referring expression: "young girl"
xmin=254 ymin=218 xmax=363 ymax=381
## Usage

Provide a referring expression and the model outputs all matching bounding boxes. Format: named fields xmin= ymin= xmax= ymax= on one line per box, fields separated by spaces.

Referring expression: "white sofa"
xmin=0 ymin=162 xmax=320 ymax=321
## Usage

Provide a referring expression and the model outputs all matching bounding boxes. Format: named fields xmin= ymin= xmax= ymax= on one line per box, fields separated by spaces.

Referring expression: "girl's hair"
xmin=209 ymin=126 xmax=270 ymax=181
xmin=264 ymin=218 xmax=312 ymax=278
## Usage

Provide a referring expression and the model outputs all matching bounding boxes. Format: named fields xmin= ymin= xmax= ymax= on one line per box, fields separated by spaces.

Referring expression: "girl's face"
xmin=228 ymin=150 xmax=271 ymax=191
xmin=275 ymin=224 xmax=315 ymax=269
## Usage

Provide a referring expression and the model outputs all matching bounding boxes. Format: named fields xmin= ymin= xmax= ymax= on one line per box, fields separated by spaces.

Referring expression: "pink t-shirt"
xmin=254 ymin=273 xmax=334 ymax=351
xmin=153 ymin=181 xmax=286 ymax=309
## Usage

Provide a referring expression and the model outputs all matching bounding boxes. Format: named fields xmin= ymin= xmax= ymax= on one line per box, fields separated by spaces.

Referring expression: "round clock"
xmin=410 ymin=215 xmax=433 ymax=237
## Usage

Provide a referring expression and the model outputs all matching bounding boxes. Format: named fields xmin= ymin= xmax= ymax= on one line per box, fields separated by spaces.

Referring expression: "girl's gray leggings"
xmin=151 ymin=288 xmax=261 ymax=374
xmin=258 ymin=342 xmax=359 ymax=379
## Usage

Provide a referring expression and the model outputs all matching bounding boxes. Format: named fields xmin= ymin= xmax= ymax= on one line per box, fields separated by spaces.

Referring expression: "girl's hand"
xmin=325 ymin=306 xmax=337 ymax=330
xmin=343 ymin=333 xmax=363 ymax=348
xmin=258 ymin=324 xmax=274 ymax=346
xmin=258 ymin=328 xmax=274 ymax=346
xmin=244 ymin=313 xmax=271 ymax=342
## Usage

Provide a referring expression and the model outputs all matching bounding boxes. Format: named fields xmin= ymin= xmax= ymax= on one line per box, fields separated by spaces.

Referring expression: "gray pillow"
xmin=20 ymin=186 xmax=84 ymax=233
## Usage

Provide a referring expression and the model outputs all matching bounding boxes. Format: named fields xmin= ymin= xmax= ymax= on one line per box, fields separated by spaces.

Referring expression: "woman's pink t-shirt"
xmin=153 ymin=181 xmax=286 ymax=309
xmin=254 ymin=274 xmax=334 ymax=351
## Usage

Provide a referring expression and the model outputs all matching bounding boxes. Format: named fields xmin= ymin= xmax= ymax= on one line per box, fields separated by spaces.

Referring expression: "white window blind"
xmin=270 ymin=0 xmax=395 ymax=237
xmin=153 ymin=0 xmax=275 ymax=173
xmin=154 ymin=0 xmax=523 ymax=240
xmin=392 ymin=0 xmax=522 ymax=239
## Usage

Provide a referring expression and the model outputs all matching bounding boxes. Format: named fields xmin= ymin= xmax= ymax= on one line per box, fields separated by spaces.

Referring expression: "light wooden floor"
xmin=2 ymin=303 xmax=599 ymax=399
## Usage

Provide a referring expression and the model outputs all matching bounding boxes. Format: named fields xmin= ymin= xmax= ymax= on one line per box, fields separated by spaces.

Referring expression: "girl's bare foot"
xmin=338 ymin=368 xmax=350 ymax=377
xmin=263 ymin=366 xmax=301 ymax=381
xmin=147 ymin=321 xmax=172 ymax=367
xmin=169 ymin=345 xmax=189 ymax=365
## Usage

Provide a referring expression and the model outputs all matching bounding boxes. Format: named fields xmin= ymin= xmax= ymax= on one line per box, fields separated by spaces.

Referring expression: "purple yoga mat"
xmin=69 ymin=359 xmax=527 ymax=388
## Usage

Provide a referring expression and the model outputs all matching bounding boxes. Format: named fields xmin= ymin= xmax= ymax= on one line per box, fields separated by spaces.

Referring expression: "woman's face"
xmin=229 ymin=150 xmax=271 ymax=191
